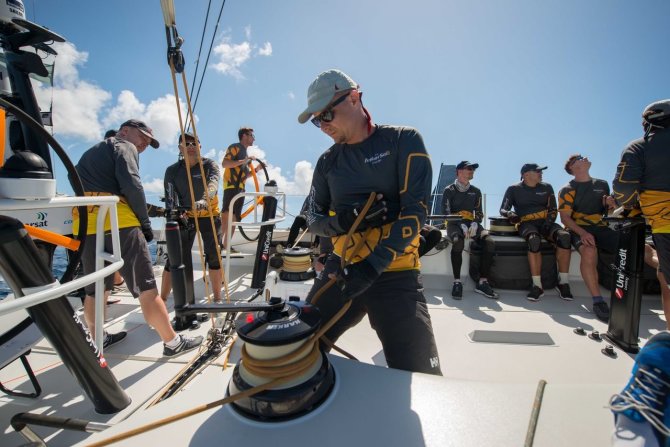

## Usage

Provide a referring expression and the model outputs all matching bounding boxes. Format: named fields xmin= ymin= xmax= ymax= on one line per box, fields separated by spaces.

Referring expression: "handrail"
xmin=0 ymin=195 xmax=124 ymax=354
xmin=224 ymin=190 xmax=285 ymax=287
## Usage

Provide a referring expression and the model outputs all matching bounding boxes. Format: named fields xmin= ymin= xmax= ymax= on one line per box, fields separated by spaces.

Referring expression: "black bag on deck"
xmin=469 ymin=236 xmax=559 ymax=290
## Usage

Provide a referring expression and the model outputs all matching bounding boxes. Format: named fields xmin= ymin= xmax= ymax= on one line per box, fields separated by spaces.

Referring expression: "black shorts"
xmin=570 ymin=225 xmax=619 ymax=252
xmin=82 ymin=227 xmax=156 ymax=298
xmin=652 ymin=233 xmax=670 ymax=278
xmin=519 ymin=220 xmax=565 ymax=242
xmin=306 ymin=255 xmax=442 ymax=375
xmin=446 ymin=221 xmax=483 ymax=242
xmin=164 ymin=216 xmax=222 ymax=272
xmin=222 ymin=187 xmax=244 ymax=219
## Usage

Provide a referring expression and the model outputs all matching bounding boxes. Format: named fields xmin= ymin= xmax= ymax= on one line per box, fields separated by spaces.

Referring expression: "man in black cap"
xmin=558 ymin=154 xmax=617 ymax=322
xmin=613 ymin=99 xmax=670 ymax=330
xmin=162 ymin=132 xmax=223 ymax=302
xmin=73 ymin=120 xmax=203 ymax=356
xmin=299 ymin=68 xmax=441 ymax=375
xmin=442 ymin=161 xmax=498 ymax=299
xmin=500 ymin=163 xmax=573 ymax=301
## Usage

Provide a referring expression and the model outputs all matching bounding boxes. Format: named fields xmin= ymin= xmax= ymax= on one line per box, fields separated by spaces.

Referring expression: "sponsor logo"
xmin=7 ymin=0 xmax=24 ymax=15
xmin=261 ymin=230 xmax=272 ymax=261
xmin=27 ymin=211 xmax=48 ymax=228
xmin=429 ymin=356 xmax=440 ymax=369
xmin=364 ymin=150 xmax=391 ymax=165
xmin=614 ymin=248 xmax=628 ymax=300
xmin=72 ymin=310 xmax=107 ymax=367
xmin=267 ymin=319 xmax=301 ymax=330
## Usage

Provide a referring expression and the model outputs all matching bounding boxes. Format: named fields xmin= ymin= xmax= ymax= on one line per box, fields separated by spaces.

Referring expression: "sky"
xmin=18 ymin=0 xmax=670 ymax=222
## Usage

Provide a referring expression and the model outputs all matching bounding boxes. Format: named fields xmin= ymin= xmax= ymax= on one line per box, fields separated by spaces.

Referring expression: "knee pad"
xmin=451 ymin=237 xmax=464 ymax=253
xmin=527 ymin=233 xmax=541 ymax=253
xmin=555 ymin=230 xmax=571 ymax=250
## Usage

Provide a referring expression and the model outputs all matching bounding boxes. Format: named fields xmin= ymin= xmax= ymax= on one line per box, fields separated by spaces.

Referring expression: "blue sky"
xmin=26 ymin=0 xmax=670 ymax=220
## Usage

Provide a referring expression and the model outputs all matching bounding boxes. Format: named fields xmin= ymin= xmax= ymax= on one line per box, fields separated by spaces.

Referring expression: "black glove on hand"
xmin=141 ymin=225 xmax=154 ymax=243
xmin=506 ymin=212 xmax=521 ymax=225
xmin=336 ymin=259 xmax=381 ymax=300
xmin=337 ymin=194 xmax=388 ymax=233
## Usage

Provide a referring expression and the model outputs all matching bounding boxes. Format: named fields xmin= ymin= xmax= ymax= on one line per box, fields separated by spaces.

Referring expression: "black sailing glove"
xmin=336 ymin=193 xmax=388 ymax=233
xmin=336 ymin=259 xmax=381 ymax=301
xmin=141 ymin=224 xmax=154 ymax=243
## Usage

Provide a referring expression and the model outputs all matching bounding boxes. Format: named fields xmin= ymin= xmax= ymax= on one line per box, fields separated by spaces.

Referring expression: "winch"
xmin=227 ymin=297 xmax=335 ymax=421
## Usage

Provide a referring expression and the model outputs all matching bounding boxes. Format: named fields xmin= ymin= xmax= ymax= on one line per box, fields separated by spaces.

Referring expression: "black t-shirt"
xmin=558 ymin=178 xmax=609 ymax=227
xmin=500 ymin=182 xmax=557 ymax=223
xmin=441 ymin=183 xmax=483 ymax=223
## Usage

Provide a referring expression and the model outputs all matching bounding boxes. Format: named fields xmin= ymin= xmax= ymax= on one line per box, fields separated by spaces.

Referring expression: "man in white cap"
xmin=300 ymin=69 xmax=441 ymax=375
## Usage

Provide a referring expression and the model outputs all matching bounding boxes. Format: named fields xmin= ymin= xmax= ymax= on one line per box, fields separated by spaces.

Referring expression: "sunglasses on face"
xmin=570 ymin=155 xmax=585 ymax=166
xmin=184 ymin=141 xmax=197 ymax=147
xmin=311 ymin=91 xmax=352 ymax=128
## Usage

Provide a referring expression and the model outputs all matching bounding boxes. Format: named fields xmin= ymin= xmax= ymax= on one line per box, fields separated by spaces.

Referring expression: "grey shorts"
xmin=82 ymin=227 xmax=156 ymax=298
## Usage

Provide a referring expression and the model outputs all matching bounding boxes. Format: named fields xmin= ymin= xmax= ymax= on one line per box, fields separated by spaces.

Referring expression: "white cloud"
xmin=258 ymin=42 xmax=272 ymax=56
xmin=142 ymin=177 xmax=164 ymax=194
xmin=212 ymin=40 xmax=252 ymax=79
xmin=287 ymin=91 xmax=295 ymax=100
xmin=211 ymin=27 xmax=272 ymax=79
xmin=243 ymin=145 xmax=313 ymax=195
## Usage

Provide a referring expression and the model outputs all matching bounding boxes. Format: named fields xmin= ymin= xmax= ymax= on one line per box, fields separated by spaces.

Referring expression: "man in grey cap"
xmin=73 ymin=120 xmax=203 ymax=357
xmin=300 ymin=69 xmax=441 ymax=375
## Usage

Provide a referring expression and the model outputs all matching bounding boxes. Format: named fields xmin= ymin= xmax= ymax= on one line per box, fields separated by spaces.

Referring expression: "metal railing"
xmin=0 ymin=195 xmax=124 ymax=354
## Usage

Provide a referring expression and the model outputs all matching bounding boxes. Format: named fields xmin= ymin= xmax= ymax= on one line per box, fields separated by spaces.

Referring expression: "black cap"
xmin=120 ymin=119 xmax=160 ymax=148
xmin=456 ymin=160 xmax=479 ymax=170
xmin=178 ymin=131 xmax=199 ymax=143
xmin=520 ymin=163 xmax=547 ymax=175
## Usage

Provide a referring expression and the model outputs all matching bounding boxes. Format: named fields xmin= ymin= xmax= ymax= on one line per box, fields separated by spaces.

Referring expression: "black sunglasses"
xmin=571 ymin=155 xmax=585 ymax=165
xmin=311 ymin=91 xmax=351 ymax=128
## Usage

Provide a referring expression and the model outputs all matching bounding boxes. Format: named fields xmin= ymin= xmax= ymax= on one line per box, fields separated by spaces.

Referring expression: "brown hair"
xmin=238 ymin=127 xmax=254 ymax=141
xmin=564 ymin=153 xmax=582 ymax=175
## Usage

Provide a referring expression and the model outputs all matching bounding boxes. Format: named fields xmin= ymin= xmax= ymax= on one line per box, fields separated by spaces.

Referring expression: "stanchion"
xmin=602 ymin=216 xmax=646 ymax=353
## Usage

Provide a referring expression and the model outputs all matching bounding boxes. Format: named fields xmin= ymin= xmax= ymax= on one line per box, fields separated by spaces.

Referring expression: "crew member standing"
xmin=300 ymin=69 xmax=441 ymax=375
xmin=73 ymin=120 xmax=203 ymax=356
xmin=221 ymin=128 xmax=263 ymax=253
xmin=613 ymin=99 xmax=670 ymax=329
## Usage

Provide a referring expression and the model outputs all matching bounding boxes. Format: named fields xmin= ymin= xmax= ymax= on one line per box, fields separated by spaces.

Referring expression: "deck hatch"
xmin=468 ymin=330 xmax=555 ymax=345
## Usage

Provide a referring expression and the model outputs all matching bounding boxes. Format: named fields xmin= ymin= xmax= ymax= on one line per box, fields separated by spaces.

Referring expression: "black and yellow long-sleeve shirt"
xmin=305 ymin=125 xmax=432 ymax=274
xmin=500 ymin=182 xmax=557 ymax=223
xmin=164 ymin=157 xmax=220 ymax=217
xmin=441 ymin=183 xmax=483 ymax=223
xmin=558 ymin=178 xmax=610 ymax=227
xmin=613 ymin=129 xmax=670 ymax=233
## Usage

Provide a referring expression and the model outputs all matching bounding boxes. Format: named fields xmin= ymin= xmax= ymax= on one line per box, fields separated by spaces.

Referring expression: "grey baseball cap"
xmin=297 ymin=69 xmax=358 ymax=124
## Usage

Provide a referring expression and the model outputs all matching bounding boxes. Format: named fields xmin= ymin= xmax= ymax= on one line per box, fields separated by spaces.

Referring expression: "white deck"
xmin=0 ymin=237 xmax=666 ymax=446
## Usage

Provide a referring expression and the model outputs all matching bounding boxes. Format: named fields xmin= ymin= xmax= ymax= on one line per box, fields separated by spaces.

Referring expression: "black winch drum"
xmin=488 ymin=216 xmax=519 ymax=236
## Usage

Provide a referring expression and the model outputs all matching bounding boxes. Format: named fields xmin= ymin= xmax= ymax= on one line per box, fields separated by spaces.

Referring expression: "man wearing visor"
xmin=500 ymin=163 xmax=573 ymax=301
xmin=300 ymin=69 xmax=441 ymax=375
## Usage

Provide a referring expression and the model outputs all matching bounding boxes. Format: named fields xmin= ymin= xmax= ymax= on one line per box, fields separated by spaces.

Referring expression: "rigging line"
xmin=185 ymin=0 xmax=227 ymax=131
xmin=188 ymin=0 xmax=213 ymax=106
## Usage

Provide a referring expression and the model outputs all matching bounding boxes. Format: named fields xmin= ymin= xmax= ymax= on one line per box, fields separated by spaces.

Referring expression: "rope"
xmin=87 ymin=193 xmax=378 ymax=446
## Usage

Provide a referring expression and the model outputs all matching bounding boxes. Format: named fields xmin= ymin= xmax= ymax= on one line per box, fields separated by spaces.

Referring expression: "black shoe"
xmin=555 ymin=283 xmax=574 ymax=301
xmin=451 ymin=282 xmax=463 ymax=300
xmin=527 ymin=286 xmax=544 ymax=302
xmin=102 ymin=331 xmax=127 ymax=349
xmin=163 ymin=334 xmax=204 ymax=357
xmin=593 ymin=301 xmax=610 ymax=322
xmin=475 ymin=281 xmax=499 ymax=299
